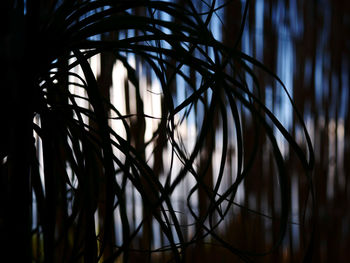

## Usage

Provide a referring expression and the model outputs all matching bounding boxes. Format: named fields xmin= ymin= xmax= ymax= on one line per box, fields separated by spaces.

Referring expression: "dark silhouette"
xmin=0 ymin=0 xmax=327 ymax=262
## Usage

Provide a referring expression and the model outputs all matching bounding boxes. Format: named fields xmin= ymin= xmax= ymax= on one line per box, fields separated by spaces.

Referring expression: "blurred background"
xmin=233 ymin=0 xmax=350 ymax=261
xmin=29 ymin=0 xmax=350 ymax=262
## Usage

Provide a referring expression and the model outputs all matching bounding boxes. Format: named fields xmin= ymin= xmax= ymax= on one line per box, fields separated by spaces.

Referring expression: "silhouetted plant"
xmin=0 ymin=0 xmax=314 ymax=262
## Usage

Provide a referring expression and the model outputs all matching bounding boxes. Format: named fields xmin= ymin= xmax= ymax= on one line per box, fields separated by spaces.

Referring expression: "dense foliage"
xmin=0 ymin=0 xmax=313 ymax=262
